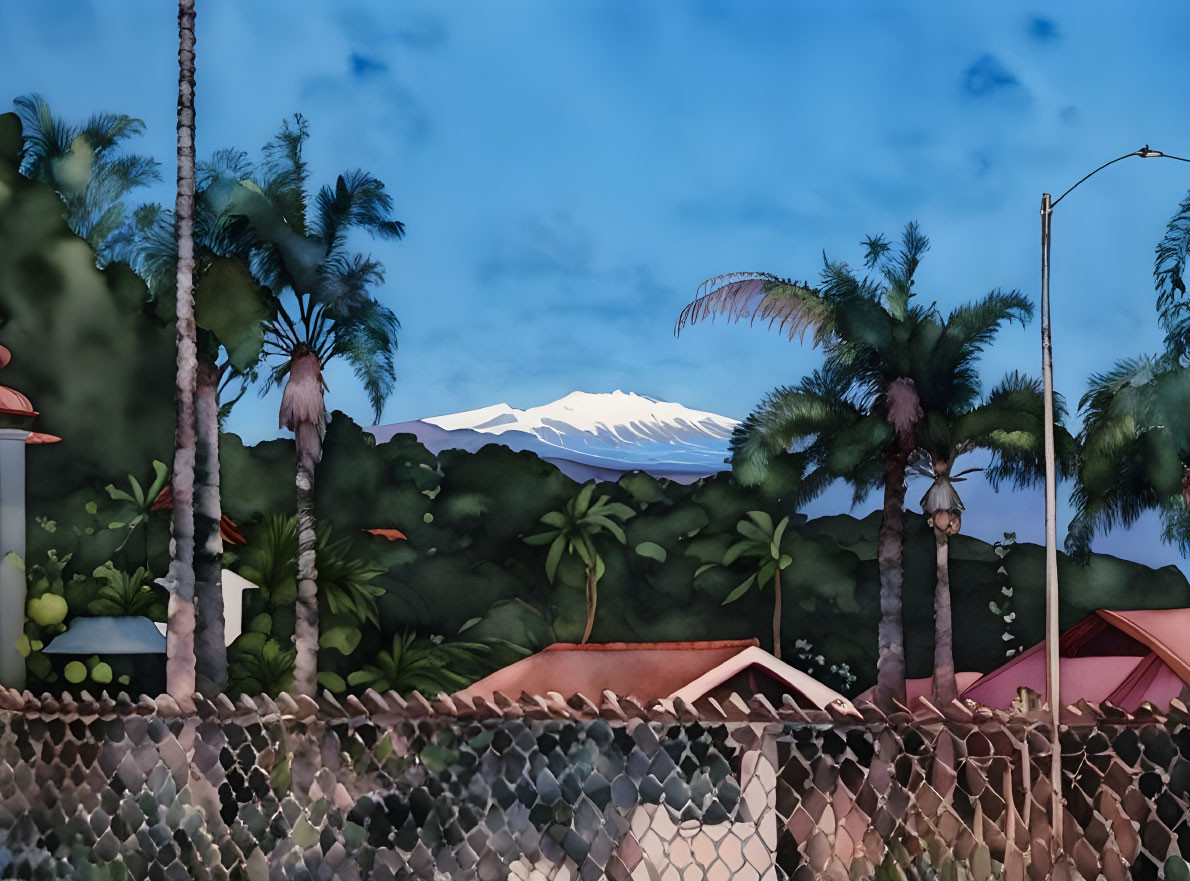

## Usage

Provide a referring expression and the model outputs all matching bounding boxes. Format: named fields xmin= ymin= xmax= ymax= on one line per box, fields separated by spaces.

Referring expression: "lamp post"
xmin=1039 ymin=145 xmax=1190 ymax=857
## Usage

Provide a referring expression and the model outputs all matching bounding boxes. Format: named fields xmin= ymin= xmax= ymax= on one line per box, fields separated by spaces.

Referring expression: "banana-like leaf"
xmin=524 ymin=530 xmax=560 ymax=546
xmin=771 ymin=515 xmax=789 ymax=558
xmin=745 ymin=510 xmax=774 ymax=534
xmin=723 ymin=538 xmax=757 ymax=567
xmin=722 ymin=573 xmax=757 ymax=605
xmin=736 ymin=520 xmax=771 ymax=545
xmin=574 ymin=482 xmax=597 ymax=516
xmin=586 ymin=515 xmax=627 ymax=544
xmin=545 ymin=535 xmax=566 ymax=583
xmin=540 ymin=511 xmax=568 ymax=528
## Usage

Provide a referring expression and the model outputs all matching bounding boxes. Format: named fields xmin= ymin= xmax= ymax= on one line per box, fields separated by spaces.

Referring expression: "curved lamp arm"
xmin=1051 ymin=146 xmax=1190 ymax=209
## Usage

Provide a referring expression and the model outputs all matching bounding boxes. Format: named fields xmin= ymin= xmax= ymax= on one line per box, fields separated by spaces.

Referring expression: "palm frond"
xmin=1156 ymin=189 xmax=1190 ymax=357
xmin=13 ymin=93 xmax=75 ymax=177
xmin=312 ymin=169 xmax=406 ymax=253
xmin=730 ymin=378 xmax=864 ymax=486
xmin=260 ymin=113 xmax=311 ymax=234
xmin=675 ymin=272 xmax=836 ymax=343
xmin=197 ymin=147 xmax=253 ymax=190
xmin=78 ymin=111 xmax=147 ymax=155
xmin=330 ymin=299 xmax=401 ymax=422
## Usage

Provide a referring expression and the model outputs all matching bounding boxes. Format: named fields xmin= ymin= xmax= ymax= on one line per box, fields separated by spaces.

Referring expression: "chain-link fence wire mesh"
xmin=1 ymin=692 xmax=1189 ymax=880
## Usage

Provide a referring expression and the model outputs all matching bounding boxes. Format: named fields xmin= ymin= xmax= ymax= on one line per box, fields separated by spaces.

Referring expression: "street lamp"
xmin=1039 ymin=144 xmax=1190 ymax=855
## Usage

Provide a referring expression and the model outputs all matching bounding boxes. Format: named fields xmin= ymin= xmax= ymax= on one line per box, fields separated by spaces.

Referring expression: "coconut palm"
xmin=162 ymin=0 xmax=199 ymax=705
xmin=13 ymin=93 xmax=161 ymax=268
xmin=1066 ymin=355 xmax=1190 ymax=559
xmin=524 ymin=482 xmax=635 ymax=644
xmin=715 ymin=512 xmax=796 ymax=659
xmin=913 ymin=373 xmax=1075 ymax=704
xmin=202 ymin=115 xmax=404 ymax=696
xmin=677 ymin=223 xmax=1032 ymax=710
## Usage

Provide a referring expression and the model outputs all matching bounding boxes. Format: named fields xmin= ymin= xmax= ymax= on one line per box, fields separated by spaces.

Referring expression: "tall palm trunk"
xmin=165 ymin=0 xmax=198 ymax=706
xmin=193 ymin=354 xmax=226 ymax=692
xmin=581 ymin=565 xmax=597 ymax=645
xmin=281 ymin=344 xmax=326 ymax=696
xmin=932 ymin=528 xmax=957 ymax=704
xmin=771 ymin=569 xmax=783 ymax=660
xmin=873 ymin=453 xmax=909 ymax=710
xmin=873 ymin=377 xmax=921 ymax=712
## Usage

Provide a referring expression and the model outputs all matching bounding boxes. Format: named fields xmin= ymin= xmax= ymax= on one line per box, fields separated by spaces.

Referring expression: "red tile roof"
xmin=456 ymin=640 xmax=856 ymax=712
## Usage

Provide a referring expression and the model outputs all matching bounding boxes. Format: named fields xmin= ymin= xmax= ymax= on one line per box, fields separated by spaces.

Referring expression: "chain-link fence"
xmin=1 ymin=688 xmax=1188 ymax=880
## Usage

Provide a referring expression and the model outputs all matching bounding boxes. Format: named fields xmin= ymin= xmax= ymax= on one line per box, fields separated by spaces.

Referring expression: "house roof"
xmin=455 ymin=639 xmax=856 ymax=712
xmin=962 ymin=608 xmax=1190 ymax=713
xmin=43 ymin=616 xmax=166 ymax=655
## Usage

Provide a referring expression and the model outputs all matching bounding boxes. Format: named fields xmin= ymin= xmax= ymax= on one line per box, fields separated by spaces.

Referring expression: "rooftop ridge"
xmin=541 ymin=639 xmax=760 ymax=653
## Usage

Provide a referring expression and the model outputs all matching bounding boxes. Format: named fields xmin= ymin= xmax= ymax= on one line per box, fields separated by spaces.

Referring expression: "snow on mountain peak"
xmin=369 ymin=391 xmax=740 ymax=483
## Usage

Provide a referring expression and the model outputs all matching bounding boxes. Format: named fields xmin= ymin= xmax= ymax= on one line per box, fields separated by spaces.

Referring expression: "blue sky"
xmin=6 ymin=2 xmax=1190 ymax=571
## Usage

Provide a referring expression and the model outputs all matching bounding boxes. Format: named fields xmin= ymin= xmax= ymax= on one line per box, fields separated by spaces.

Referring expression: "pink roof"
xmin=455 ymin=640 xmax=856 ymax=712
xmin=963 ymin=608 xmax=1190 ymax=713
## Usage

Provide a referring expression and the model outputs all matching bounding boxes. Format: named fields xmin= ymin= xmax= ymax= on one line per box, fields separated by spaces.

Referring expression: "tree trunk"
xmin=873 ymin=452 xmax=909 ymax=711
xmin=283 ymin=345 xmax=327 ymax=697
xmin=165 ymin=0 xmax=198 ymax=708
xmin=931 ymin=527 xmax=957 ymax=705
xmin=193 ymin=354 xmax=227 ymax=693
xmin=772 ymin=568 xmax=783 ymax=660
xmin=581 ymin=565 xmax=597 ymax=644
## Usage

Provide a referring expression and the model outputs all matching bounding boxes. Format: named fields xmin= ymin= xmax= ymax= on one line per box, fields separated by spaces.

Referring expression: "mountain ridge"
xmin=368 ymin=390 xmax=738 ymax=483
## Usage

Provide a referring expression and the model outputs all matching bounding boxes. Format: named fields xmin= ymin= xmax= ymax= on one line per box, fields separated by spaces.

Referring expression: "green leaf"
xmin=458 ymin=616 xmax=482 ymax=634
xmin=574 ymin=482 xmax=597 ymax=516
xmin=545 ymin=535 xmax=566 ymax=584
xmin=84 ymin=501 xmax=98 ymax=515
xmin=3 ymin=552 xmax=24 ymax=573
xmin=722 ymin=574 xmax=757 ymax=605
xmin=594 ymin=554 xmax=606 ymax=584
xmin=128 ymin=475 xmax=146 ymax=508
xmin=105 ymin=485 xmax=137 ymax=504
xmin=317 ymin=671 xmax=347 ymax=693
xmin=540 ymin=511 xmax=568 ymax=528
xmin=778 ymin=554 xmax=793 ymax=569
xmin=694 ymin=562 xmax=718 ymax=578
xmin=320 ymin=625 xmax=362 ymax=655
xmin=745 ymin=510 xmax=774 ymax=534
xmin=147 ymin=460 xmax=170 ymax=500
xmin=586 ymin=515 xmax=626 ymax=544
xmin=194 ymin=257 xmax=271 ymax=371
xmin=758 ymin=560 xmax=777 ymax=586
xmin=722 ymin=539 xmax=756 ymax=567
xmin=635 ymin=542 xmax=667 ymax=563
xmin=771 ymin=516 xmax=790 ymax=558
xmin=590 ymin=501 xmax=636 ymax=521
xmin=524 ymin=530 xmax=559 ymax=546
xmin=737 ymin=520 xmax=771 ymax=545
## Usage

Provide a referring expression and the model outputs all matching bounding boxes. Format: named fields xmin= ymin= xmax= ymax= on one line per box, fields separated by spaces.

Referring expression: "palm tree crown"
xmin=14 ymin=93 xmax=161 ymax=268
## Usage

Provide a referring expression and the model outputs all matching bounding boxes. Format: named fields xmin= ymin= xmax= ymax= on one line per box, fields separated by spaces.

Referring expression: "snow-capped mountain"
xmin=367 ymin=391 xmax=738 ymax=484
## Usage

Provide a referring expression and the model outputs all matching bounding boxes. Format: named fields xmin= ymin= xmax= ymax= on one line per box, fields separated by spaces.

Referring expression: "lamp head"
xmin=1138 ymin=145 xmax=1165 ymax=158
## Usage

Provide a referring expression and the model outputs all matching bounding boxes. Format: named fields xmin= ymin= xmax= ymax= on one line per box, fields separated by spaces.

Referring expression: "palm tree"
xmin=524 ymin=482 xmax=635 ymax=644
xmin=715 ymin=511 xmax=795 ymax=659
xmin=1072 ymin=192 xmax=1190 ymax=557
xmin=913 ymin=373 xmax=1075 ymax=704
xmin=203 ymin=115 xmax=405 ymax=696
xmin=13 ymin=93 xmax=161 ymax=268
xmin=129 ymin=152 xmax=273 ymax=693
xmin=1066 ymin=355 xmax=1190 ymax=559
xmin=162 ymin=0 xmax=198 ymax=705
xmin=677 ymin=223 xmax=1032 ymax=710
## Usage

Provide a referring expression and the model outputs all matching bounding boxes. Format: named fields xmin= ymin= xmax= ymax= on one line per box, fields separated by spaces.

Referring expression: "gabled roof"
xmin=455 ymin=639 xmax=856 ymax=712
xmin=962 ymin=608 xmax=1190 ymax=713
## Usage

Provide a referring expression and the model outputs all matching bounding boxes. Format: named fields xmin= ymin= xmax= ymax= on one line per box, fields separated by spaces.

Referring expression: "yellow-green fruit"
xmin=64 ymin=661 xmax=87 ymax=683
xmin=14 ymin=634 xmax=31 ymax=658
xmin=90 ymin=662 xmax=113 ymax=685
xmin=27 ymin=594 xmax=68 ymax=626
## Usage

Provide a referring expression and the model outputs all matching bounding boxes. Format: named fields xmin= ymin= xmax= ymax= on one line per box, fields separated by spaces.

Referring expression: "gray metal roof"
xmin=43 ymin=616 xmax=166 ymax=655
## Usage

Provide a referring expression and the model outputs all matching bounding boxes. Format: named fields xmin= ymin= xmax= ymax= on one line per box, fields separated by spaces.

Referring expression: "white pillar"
xmin=0 ymin=428 xmax=29 ymax=690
